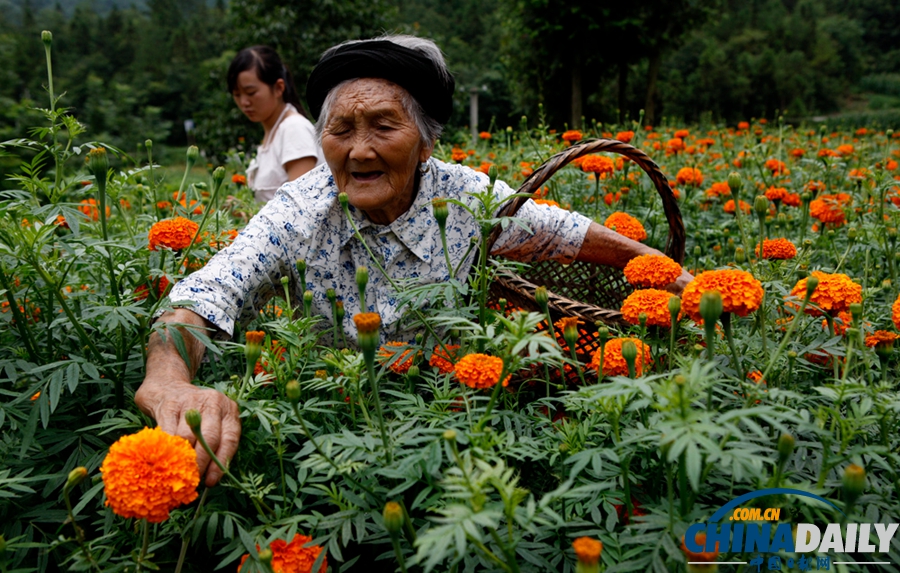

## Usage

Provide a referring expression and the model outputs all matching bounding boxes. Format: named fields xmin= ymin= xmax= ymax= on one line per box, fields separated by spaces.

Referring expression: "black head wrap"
xmin=307 ymin=40 xmax=455 ymax=125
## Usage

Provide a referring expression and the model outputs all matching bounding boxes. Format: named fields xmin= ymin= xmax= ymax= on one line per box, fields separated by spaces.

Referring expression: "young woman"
xmin=227 ymin=46 xmax=323 ymax=202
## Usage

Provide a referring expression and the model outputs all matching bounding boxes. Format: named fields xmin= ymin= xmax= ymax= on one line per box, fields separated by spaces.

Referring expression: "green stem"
xmin=465 ymin=533 xmax=512 ymax=573
xmin=390 ymin=536 xmax=409 ymax=573
xmin=137 ymin=518 xmax=150 ymax=573
xmin=0 ymin=264 xmax=40 ymax=363
xmin=721 ymin=313 xmax=744 ymax=380
xmin=474 ymin=359 xmax=510 ymax=432
xmin=363 ymin=349 xmax=393 ymax=464
xmin=174 ymin=487 xmax=208 ymax=573
xmin=175 ymin=172 xmax=226 ymax=273
xmin=760 ymin=288 xmax=814 ymax=384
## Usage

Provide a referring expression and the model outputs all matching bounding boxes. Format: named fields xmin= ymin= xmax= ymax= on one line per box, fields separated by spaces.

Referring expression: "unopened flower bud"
xmin=443 ymin=429 xmax=457 ymax=442
xmin=693 ymin=245 xmax=702 ymax=258
xmin=787 ymin=350 xmax=798 ymax=359
xmin=735 ymin=247 xmax=745 ymax=263
xmin=535 ymin=286 xmax=549 ymax=313
xmin=597 ymin=326 xmax=609 ymax=343
xmin=65 ymin=467 xmax=88 ymax=491
xmin=777 ymin=433 xmax=795 ymax=464
xmin=244 ymin=330 xmax=265 ymax=368
xmin=185 ymin=145 xmax=199 ymax=169
xmin=144 ymin=139 xmax=153 ymax=150
xmin=668 ymin=296 xmax=681 ymax=320
xmin=87 ymin=147 xmax=109 ymax=183
xmin=258 ymin=548 xmax=273 ymax=565
xmin=621 ymin=340 xmax=638 ymax=375
xmin=41 ymin=30 xmax=52 ymax=46
xmin=280 ymin=275 xmax=289 ymax=287
xmin=727 ymin=172 xmax=742 ymax=196
xmin=356 ymin=266 xmax=368 ymax=291
xmin=754 ymin=195 xmax=769 ymax=217
xmin=339 ymin=192 xmax=349 ymax=207
xmin=212 ymin=166 xmax=225 ymax=186
xmin=699 ymin=291 xmax=723 ymax=324
xmin=408 ymin=365 xmax=419 ymax=379
xmin=285 ymin=380 xmax=301 ymax=404
xmin=432 ymin=197 xmax=449 ymax=228
xmin=185 ymin=409 xmax=202 ymax=431
xmin=383 ymin=501 xmax=404 ymax=535
xmin=849 ymin=303 xmax=862 ymax=325
xmin=488 ymin=164 xmax=499 ymax=185
xmin=296 ymin=259 xmax=307 ymax=288
xmin=888 ymin=228 xmax=898 ymax=241
xmin=842 ymin=464 xmax=866 ymax=504
xmin=805 ymin=275 xmax=819 ymax=300
xmin=326 ymin=288 xmax=336 ymax=303
xmin=559 ymin=442 xmax=569 ymax=453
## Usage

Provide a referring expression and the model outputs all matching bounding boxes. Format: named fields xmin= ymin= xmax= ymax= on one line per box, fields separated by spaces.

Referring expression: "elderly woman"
xmin=136 ymin=35 xmax=692 ymax=486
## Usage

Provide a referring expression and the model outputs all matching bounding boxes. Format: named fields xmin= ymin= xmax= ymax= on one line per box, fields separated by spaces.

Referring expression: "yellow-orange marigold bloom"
xmin=572 ymin=537 xmax=603 ymax=565
xmin=865 ymin=330 xmax=899 ymax=349
xmin=479 ymin=131 xmax=491 ymax=139
xmin=231 ymin=174 xmax=246 ymax=186
xmin=533 ymin=198 xmax=562 ymax=208
xmin=623 ymin=254 xmax=683 ymax=288
xmin=590 ymin=337 xmax=652 ymax=376
xmin=837 ymin=144 xmax=855 ymax=156
xmin=451 ymin=147 xmax=467 ymax=162
xmin=454 ymin=353 xmax=510 ymax=389
xmin=782 ymin=193 xmax=801 ymax=207
xmin=764 ymin=186 xmax=787 ymax=202
xmin=99 ymin=427 xmax=199 ymax=523
xmin=764 ymin=159 xmax=788 ymax=175
xmin=429 ymin=344 xmax=460 ymax=374
xmin=562 ymin=130 xmax=583 ymax=142
xmin=238 ymin=533 xmax=327 ymax=573
xmin=245 ymin=330 xmax=266 ymax=346
xmin=666 ymin=138 xmax=685 ymax=153
xmin=681 ymin=270 xmax=764 ymax=321
xmin=581 ymin=155 xmax=615 ymax=176
xmin=676 ymin=167 xmax=703 ymax=186
xmin=148 ymin=217 xmax=199 ymax=251
xmin=621 ymin=289 xmax=677 ymax=327
xmin=604 ymin=212 xmax=647 ymax=242
xmin=674 ymin=129 xmax=690 ymax=139
xmin=378 ymin=341 xmax=417 ymax=374
xmin=705 ymin=182 xmax=731 ymax=198
xmin=353 ymin=312 xmax=381 ymax=334
xmin=810 ymin=194 xmax=848 ymax=226
xmin=615 ymin=131 xmax=634 ymax=143
xmin=893 ymin=293 xmax=900 ymax=330
xmin=78 ymin=198 xmax=111 ymax=221
xmin=737 ymin=121 xmax=750 ymax=130
xmin=723 ymin=199 xmax=751 ymax=214
xmin=789 ymin=271 xmax=862 ymax=316
xmin=755 ymin=238 xmax=797 ymax=260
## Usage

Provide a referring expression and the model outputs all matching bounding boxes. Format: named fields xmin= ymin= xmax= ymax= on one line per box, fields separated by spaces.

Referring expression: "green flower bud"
xmin=805 ymin=275 xmax=819 ymax=300
xmin=415 ymin=333 xmax=423 ymax=344
xmin=887 ymin=227 xmax=898 ymax=241
xmin=185 ymin=145 xmax=199 ymax=168
xmin=185 ymin=409 xmax=202 ymax=431
xmin=638 ymin=312 xmax=648 ymax=329
xmin=754 ymin=195 xmax=769 ymax=217
xmin=212 ymin=166 xmax=225 ymax=186
xmin=699 ymin=291 xmax=723 ymax=324
xmin=801 ymin=191 xmax=812 ymax=204
xmin=621 ymin=340 xmax=638 ymax=376
xmin=41 ymin=30 xmax=52 ymax=46
xmin=535 ymin=286 xmax=549 ymax=313
xmin=597 ymin=326 xmax=609 ymax=343
xmin=338 ymin=192 xmax=349 ymax=207
xmin=258 ymin=548 xmax=273 ymax=565
xmin=443 ymin=429 xmax=457 ymax=442
xmin=735 ymin=247 xmax=745 ymax=264
xmin=144 ymin=139 xmax=153 ymax=150
xmin=777 ymin=433 xmax=795 ymax=464
xmin=356 ymin=265 xmax=368 ymax=291
xmin=296 ymin=259 xmax=307 ymax=289
xmin=65 ymin=466 xmax=88 ymax=491
xmin=383 ymin=501 xmax=404 ymax=535
xmin=280 ymin=275 xmax=289 ymax=287
xmin=408 ymin=365 xmax=419 ymax=379
xmin=849 ymin=303 xmax=863 ymax=325
xmin=727 ymin=172 xmax=742 ymax=196
xmin=558 ymin=442 xmax=569 ymax=453
xmin=326 ymin=288 xmax=336 ymax=303
xmin=285 ymin=380 xmax=301 ymax=404
xmin=668 ymin=295 xmax=681 ymax=320
xmin=335 ymin=300 xmax=345 ymax=322
xmin=87 ymin=147 xmax=109 ymax=182
xmin=787 ymin=350 xmax=798 ymax=359
xmin=432 ymin=197 xmax=449 ymax=228
xmin=887 ymin=129 xmax=894 ymax=138
xmin=842 ymin=464 xmax=866 ymax=504
xmin=303 ymin=290 xmax=313 ymax=306
xmin=693 ymin=245 xmax=702 ymax=258
xmin=488 ymin=164 xmax=499 ymax=185
xmin=498 ymin=298 xmax=507 ymax=314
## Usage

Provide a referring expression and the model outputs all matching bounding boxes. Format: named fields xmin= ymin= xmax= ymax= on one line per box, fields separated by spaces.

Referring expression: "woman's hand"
xmin=135 ymin=380 xmax=240 ymax=487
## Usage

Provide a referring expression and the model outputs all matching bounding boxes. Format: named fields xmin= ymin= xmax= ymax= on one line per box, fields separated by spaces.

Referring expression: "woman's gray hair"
xmin=315 ymin=34 xmax=450 ymax=148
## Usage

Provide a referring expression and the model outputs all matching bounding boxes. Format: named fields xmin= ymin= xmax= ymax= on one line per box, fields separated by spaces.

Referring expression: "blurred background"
xmin=1 ymin=0 xmax=898 ymax=160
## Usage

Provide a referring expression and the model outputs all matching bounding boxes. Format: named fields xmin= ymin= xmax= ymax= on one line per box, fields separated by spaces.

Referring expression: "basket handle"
xmin=486 ymin=138 xmax=685 ymax=264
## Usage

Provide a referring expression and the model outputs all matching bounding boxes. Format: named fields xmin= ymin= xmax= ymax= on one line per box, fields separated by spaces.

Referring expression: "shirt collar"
xmin=336 ymin=158 xmax=440 ymax=264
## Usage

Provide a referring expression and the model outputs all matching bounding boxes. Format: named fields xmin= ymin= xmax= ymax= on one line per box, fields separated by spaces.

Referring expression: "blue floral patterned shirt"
xmin=168 ymin=157 xmax=592 ymax=344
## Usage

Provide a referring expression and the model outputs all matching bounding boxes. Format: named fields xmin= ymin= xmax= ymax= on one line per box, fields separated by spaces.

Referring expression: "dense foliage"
xmin=2 ymin=32 xmax=900 ymax=573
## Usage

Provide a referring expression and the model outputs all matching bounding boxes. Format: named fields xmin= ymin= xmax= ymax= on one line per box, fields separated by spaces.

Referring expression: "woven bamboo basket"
xmin=486 ymin=138 xmax=686 ymax=380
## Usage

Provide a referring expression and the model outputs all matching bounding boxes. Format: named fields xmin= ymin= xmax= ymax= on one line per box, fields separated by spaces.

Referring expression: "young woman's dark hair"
xmin=227 ymin=46 xmax=307 ymax=118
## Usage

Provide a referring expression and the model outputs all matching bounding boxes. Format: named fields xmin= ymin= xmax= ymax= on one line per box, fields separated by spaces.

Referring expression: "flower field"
xmin=3 ymin=35 xmax=900 ymax=573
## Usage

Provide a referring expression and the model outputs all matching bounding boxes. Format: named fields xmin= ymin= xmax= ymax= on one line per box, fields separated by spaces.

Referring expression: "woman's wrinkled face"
xmin=321 ymin=78 xmax=432 ymax=225
xmin=232 ymin=69 xmax=284 ymax=125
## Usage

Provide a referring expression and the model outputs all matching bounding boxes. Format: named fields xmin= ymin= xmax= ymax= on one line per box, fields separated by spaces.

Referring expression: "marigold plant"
xmin=454 ymin=353 xmax=510 ymax=389
xmin=623 ymin=254 xmax=683 ymax=288
xmin=893 ymin=292 xmax=900 ymax=330
xmin=681 ymin=269 xmax=764 ymax=321
xmin=604 ymin=212 xmax=647 ymax=242
xmin=581 ymin=155 xmax=615 ymax=176
xmin=789 ymin=271 xmax=862 ymax=316
xmin=99 ymin=427 xmax=199 ymax=523
xmin=378 ymin=341 xmax=417 ymax=374
xmin=723 ymin=199 xmax=751 ymax=214
xmin=620 ymin=288 xmax=677 ymax=327
xmin=755 ymin=238 xmax=797 ymax=260
xmin=238 ymin=533 xmax=327 ymax=573
xmin=590 ymin=337 xmax=652 ymax=376
xmin=865 ymin=330 xmax=899 ymax=349
xmin=572 ymin=536 xmax=603 ymax=566
xmin=429 ymin=344 xmax=460 ymax=374
xmin=148 ymin=217 xmax=199 ymax=251
xmin=675 ymin=167 xmax=703 ymax=186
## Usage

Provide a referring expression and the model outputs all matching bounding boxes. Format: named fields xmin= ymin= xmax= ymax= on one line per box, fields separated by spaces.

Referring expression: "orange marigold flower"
xmin=479 ymin=131 xmax=491 ymax=140
xmin=886 ymin=160 xmax=898 ymax=171
xmin=705 ymin=182 xmax=731 ymax=198
xmin=782 ymin=192 xmax=801 ymax=207
xmin=477 ymin=161 xmax=493 ymax=174
xmin=561 ymin=130 xmax=583 ymax=142
xmin=747 ymin=370 xmax=764 ymax=384
xmin=148 ymin=217 xmax=199 ymax=251
xmin=245 ymin=330 xmax=266 ymax=346
xmin=789 ymin=148 xmax=805 ymax=158
xmin=837 ymin=144 xmax=854 ymax=156
xmin=231 ymin=174 xmax=246 ymax=186
xmin=809 ymin=194 xmax=849 ymax=225
xmin=764 ymin=158 xmax=788 ymax=175
xmin=682 ymin=532 xmax=719 ymax=565
xmin=676 ymin=167 xmax=703 ymax=186
xmin=893 ymin=293 xmax=900 ymax=330
xmin=789 ymin=271 xmax=862 ymax=316
xmin=620 ymin=289 xmax=677 ymax=327
xmin=56 ymin=214 xmax=69 ymax=228
xmin=378 ymin=341 xmax=417 ymax=374
xmin=30 ymin=391 xmax=41 ymax=401
xmin=353 ymin=312 xmax=381 ymax=334
xmin=615 ymin=131 xmax=634 ymax=143
xmin=604 ymin=191 xmax=621 ymax=205
xmin=764 ymin=186 xmax=787 ymax=202
xmin=533 ymin=198 xmax=562 ymax=208
xmin=818 ymin=148 xmax=839 ymax=158
xmin=99 ymin=427 xmax=199 ymax=523
xmin=604 ymin=212 xmax=647 ymax=242
xmin=666 ymin=138 xmax=685 ymax=153
xmin=78 ymin=198 xmax=111 ymax=221
xmin=805 ymin=180 xmax=826 ymax=194
xmin=451 ymin=147 xmax=467 ymax=162
xmin=674 ymin=129 xmax=690 ymax=139
xmin=737 ymin=121 xmax=750 ymax=130
xmin=848 ymin=168 xmax=871 ymax=179
xmin=134 ymin=275 xmax=171 ymax=301
xmin=755 ymin=238 xmax=797 ymax=260
xmin=623 ymin=254 xmax=683 ymax=288
xmin=454 ymin=353 xmax=510 ymax=389
xmin=865 ymin=330 xmax=899 ymax=349
xmin=238 ymin=533 xmax=327 ymax=573
xmin=590 ymin=337 xmax=652 ymax=376
xmin=572 ymin=537 xmax=603 ymax=566
xmin=825 ymin=311 xmax=853 ymax=336
xmin=723 ymin=199 xmax=751 ymax=214
xmin=681 ymin=269 xmax=764 ymax=321
xmin=581 ymin=154 xmax=615 ymax=176
xmin=429 ymin=344 xmax=460 ymax=374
